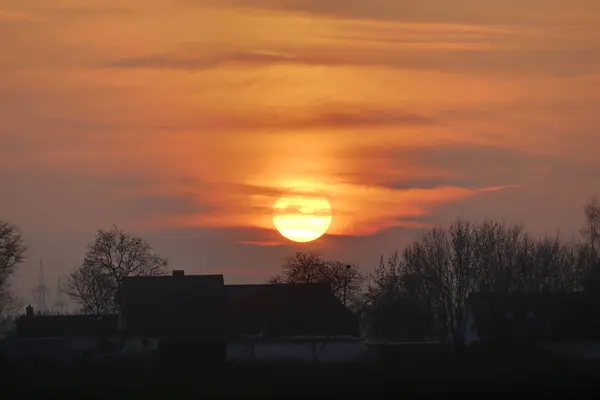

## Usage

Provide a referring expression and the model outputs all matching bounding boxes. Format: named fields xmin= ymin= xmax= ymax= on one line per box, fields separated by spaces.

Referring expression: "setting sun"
xmin=272 ymin=192 xmax=333 ymax=243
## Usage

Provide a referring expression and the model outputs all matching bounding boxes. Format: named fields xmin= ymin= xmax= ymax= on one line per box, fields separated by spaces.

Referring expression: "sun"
xmin=272 ymin=191 xmax=333 ymax=243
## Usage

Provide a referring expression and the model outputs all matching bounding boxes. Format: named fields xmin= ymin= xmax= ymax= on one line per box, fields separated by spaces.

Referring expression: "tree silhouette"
xmin=583 ymin=198 xmax=600 ymax=254
xmin=363 ymin=252 xmax=434 ymax=341
xmin=65 ymin=263 xmax=116 ymax=316
xmin=581 ymin=198 xmax=600 ymax=292
xmin=65 ymin=226 xmax=168 ymax=315
xmin=365 ymin=220 xmax=585 ymax=345
xmin=0 ymin=221 xmax=26 ymax=326
xmin=269 ymin=252 xmax=365 ymax=306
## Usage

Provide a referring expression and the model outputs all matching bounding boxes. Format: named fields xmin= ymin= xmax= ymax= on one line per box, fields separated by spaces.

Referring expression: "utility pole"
xmin=32 ymin=260 xmax=51 ymax=315
xmin=53 ymin=276 xmax=68 ymax=315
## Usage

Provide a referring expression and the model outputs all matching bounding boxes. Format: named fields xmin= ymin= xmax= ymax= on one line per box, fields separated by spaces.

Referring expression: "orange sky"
xmin=1 ymin=0 xmax=599 ymax=307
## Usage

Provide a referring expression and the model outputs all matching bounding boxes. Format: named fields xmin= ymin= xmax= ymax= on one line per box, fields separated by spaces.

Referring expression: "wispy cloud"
xmin=192 ymin=103 xmax=434 ymax=131
xmin=138 ymin=178 xmax=518 ymax=238
xmin=238 ymin=240 xmax=283 ymax=247
xmin=0 ymin=9 xmax=36 ymax=22
xmin=107 ymin=43 xmax=600 ymax=76
xmin=108 ymin=51 xmax=305 ymax=70
xmin=214 ymin=0 xmax=600 ymax=26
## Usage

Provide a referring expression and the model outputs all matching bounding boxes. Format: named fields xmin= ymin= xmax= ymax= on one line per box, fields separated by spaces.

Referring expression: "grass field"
xmin=3 ymin=357 xmax=600 ymax=396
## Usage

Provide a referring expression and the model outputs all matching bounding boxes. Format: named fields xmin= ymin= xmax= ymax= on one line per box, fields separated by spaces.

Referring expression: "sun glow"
xmin=272 ymin=191 xmax=333 ymax=243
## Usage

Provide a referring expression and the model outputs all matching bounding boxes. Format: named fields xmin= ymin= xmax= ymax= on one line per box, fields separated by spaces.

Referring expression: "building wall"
xmin=538 ymin=341 xmax=600 ymax=359
xmin=2 ymin=338 xmax=73 ymax=363
xmin=71 ymin=336 xmax=99 ymax=352
xmin=227 ymin=339 xmax=366 ymax=363
xmin=122 ymin=336 xmax=160 ymax=354
xmin=0 ymin=319 xmax=16 ymax=339
xmin=462 ymin=308 xmax=600 ymax=360
xmin=2 ymin=334 xmax=124 ymax=364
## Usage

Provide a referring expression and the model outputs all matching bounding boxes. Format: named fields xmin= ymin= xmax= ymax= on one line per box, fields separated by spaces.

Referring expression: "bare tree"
xmin=583 ymin=198 xmax=600 ymax=255
xmin=65 ymin=226 xmax=168 ymax=315
xmin=268 ymin=252 xmax=365 ymax=306
xmin=365 ymin=219 xmax=585 ymax=345
xmin=363 ymin=253 xmax=434 ymax=341
xmin=0 ymin=221 xmax=26 ymax=327
xmin=520 ymin=235 xmax=584 ymax=292
xmin=269 ymin=252 xmax=324 ymax=284
xmin=474 ymin=221 xmax=581 ymax=293
xmin=581 ymin=198 xmax=600 ymax=291
xmin=399 ymin=221 xmax=480 ymax=347
xmin=65 ymin=264 xmax=115 ymax=315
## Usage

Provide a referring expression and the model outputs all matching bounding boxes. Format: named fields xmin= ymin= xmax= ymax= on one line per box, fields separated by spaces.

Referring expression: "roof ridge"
xmin=124 ymin=273 xmax=224 ymax=280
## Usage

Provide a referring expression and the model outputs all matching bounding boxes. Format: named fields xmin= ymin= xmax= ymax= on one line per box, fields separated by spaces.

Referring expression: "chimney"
xmin=26 ymin=304 xmax=33 ymax=317
xmin=172 ymin=270 xmax=185 ymax=277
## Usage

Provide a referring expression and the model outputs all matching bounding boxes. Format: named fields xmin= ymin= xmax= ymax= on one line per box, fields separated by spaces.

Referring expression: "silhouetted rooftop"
xmin=119 ymin=272 xmax=359 ymax=339
xmin=467 ymin=292 xmax=600 ymax=341
xmin=15 ymin=314 xmax=118 ymax=338
xmin=226 ymin=283 xmax=359 ymax=338
xmin=119 ymin=273 xmax=225 ymax=339
xmin=119 ymin=274 xmax=224 ymax=306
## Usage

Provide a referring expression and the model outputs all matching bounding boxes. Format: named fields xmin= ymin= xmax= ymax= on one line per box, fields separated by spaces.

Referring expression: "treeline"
xmin=365 ymin=220 xmax=597 ymax=345
xmin=1 ymin=199 xmax=599 ymax=345
xmin=271 ymin=199 xmax=600 ymax=345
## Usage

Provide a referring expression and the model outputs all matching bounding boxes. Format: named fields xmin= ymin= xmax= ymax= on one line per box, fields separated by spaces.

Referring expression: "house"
xmin=0 ymin=318 xmax=16 ymax=339
xmin=118 ymin=271 xmax=226 ymax=363
xmin=118 ymin=270 xmax=363 ymax=364
xmin=4 ymin=307 xmax=119 ymax=363
xmin=462 ymin=292 xmax=600 ymax=359
xmin=225 ymin=283 xmax=363 ymax=363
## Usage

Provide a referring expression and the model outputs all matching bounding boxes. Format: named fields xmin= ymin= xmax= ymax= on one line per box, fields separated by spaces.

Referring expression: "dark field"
xmin=4 ymin=355 xmax=600 ymax=396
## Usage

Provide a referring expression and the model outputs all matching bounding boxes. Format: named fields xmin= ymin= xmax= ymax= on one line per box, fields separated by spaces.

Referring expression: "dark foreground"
xmin=3 ymin=356 xmax=600 ymax=396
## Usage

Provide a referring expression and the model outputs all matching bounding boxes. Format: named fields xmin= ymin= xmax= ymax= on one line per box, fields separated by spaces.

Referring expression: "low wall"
xmin=538 ymin=341 xmax=600 ymax=360
xmin=227 ymin=338 xmax=365 ymax=363
xmin=122 ymin=336 xmax=160 ymax=353
xmin=1 ymin=338 xmax=73 ymax=364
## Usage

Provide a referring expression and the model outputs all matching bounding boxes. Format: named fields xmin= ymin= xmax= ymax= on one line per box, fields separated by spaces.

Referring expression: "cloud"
xmin=213 ymin=0 xmax=600 ymax=26
xmin=35 ymin=5 xmax=133 ymax=18
xmin=143 ymin=178 xmax=514 ymax=238
xmin=0 ymin=10 xmax=36 ymax=22
xmin=398 ymin=144 xmax=561 ymax=187
xmin=108 ymin=51 xmax=304 ymax=70
xmin=117 ymin=193 xmax=213 ymax=218
xmin=238 ymin=240 xmax=283 ymax=247
xmin=344 ymin=142 xmax=563 ymax=189
xmin=105 ymin=2 xmax=600 ymax=77
xmin=106 ymin=142 xmax=542 ymax=239
xmin=106 ymin=45 xmax=600 ymax=77
xmin=190 ymin=103 xmax=434 ymax=131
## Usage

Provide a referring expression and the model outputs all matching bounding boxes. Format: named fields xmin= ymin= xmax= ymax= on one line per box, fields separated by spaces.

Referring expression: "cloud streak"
xmin=189 ymin=103 xmax=434 ymax=131
xmin=0 ymin=9 xmax=35 ymax=21
xmin=107 ymin=44 xmax=600 ymax=76
xmin=135 ymin=178 xmax=518 ymax=239
xmin=215 ymin=0 xmax=600 ymax=26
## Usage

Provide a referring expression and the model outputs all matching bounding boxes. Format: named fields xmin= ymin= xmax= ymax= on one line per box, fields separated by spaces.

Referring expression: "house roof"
xmin=226 ymin=283 xmax=359 ymax=337
xmin=119 ymin=274 xmax=226 ymax=339
xmin=466 ymin=292 xmax=600 ymax=342
xmin=15 ymin=314 xmax=119 ymax=338
xmin=119 ymin=274 xmax=359 ymax=339
xmin=119 ymin=274 xmax=224 ymax=307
